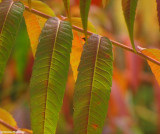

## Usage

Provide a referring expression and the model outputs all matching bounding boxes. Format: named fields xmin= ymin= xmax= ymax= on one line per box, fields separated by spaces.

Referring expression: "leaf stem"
xmin=0 ymin=119 xmax=18 ymax=131
xmin=24 ymin=5 xmax=160 ymax=66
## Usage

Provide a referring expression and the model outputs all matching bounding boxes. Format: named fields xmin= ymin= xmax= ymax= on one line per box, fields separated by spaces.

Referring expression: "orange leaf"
xmin=69 ymin=17 xmax=96 ymax=80
xmin=24 ymin=11 xmax=45 ymax=56
xmin=141 ymin=48 xmax=160 ymax=85
xmin=22 ymin=0 xmax=55 ymax=56
xmin=71 ymin=31 xmax=84 ymax=80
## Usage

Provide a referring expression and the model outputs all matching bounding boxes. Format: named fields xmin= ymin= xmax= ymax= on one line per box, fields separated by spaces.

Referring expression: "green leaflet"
xmin=63 ymin=0 xmax=71 ymax=21
xmin=30 ymin=17 xmax=73 ymax=134
xmin=80 ymin=0 xmax=91 ymax=43
xmin=0 ymin=0 xmax=24 ymax=82
xmin=74 ymin=34 xmax=113 ymax=134
xmin=122 ymin=0 xmax=138 ymax=51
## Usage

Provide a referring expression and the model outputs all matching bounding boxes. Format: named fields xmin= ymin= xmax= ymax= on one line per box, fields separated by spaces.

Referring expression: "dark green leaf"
xmin=74 ymin=34 xmax=113 ymax=134
xmin=122 ymin=0 xmax=138 ymax=51
xmin=0 ymin=0 xmax=24 ymax=81
xmin=30 ymin=17 xmax=73 ymax=134
xmin=80 ymin=0 xmax=91 ymax=43
xmin=63 ymin=0 xmax=71 ymax=21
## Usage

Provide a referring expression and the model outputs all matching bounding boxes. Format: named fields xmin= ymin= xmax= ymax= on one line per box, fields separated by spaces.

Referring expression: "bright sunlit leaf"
xmin=22 ymin=0 xmax=55 ymax=56
xmin=122 ymin=0 xmax=138 ymax=51
xmin=30 ymin=17 xmax=73 ymax=134
xmin=0 ymin=0 xmax=24 ymax=82
xmin=21 ymin=0 xmax=55 ymax=16
xmin=74 ymin=34 xmax=113 ymax=134
xmin=141 ymin=48 xmax=160 ymax=85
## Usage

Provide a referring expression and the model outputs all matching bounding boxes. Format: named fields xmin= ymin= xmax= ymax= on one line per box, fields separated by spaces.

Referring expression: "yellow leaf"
xmin=21 ymin=0 xmax=55 ymax=16
xmin=22 ymin=0 xmax=55 ymax=56
xmin=71 ymin=31 xmax=84 ymax=80
xmin=68 ymin=17 xmax=96 ymax=33
xmin=69 ymin=17 xmax=96 ymax=80
xmin=141 ymin=49 xmax=160 ymax=85
xmin=0 ymin=108 xmax=17 ymax=131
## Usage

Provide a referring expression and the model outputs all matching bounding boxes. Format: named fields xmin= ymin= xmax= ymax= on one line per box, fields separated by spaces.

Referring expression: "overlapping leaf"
xmin=80 ymin=0 xmax=91 ymax=43
xmin=22 ymin=0 xmax=55 ymax=56
xmin=156 ymin=0 xmax=160 ymax=27
xmin=30 ymin=17 xmax=73 ymax=134
xmin=0 ymin=0 xmax=24 ymax=81
xmin=74 ymin=34 xmax=113 ymax=134
xmin=122 ymin=0 xmax=138 ymax=51
xmin=66 ymin=17 xmax=96 ymax=80
xmin=141 ymin=48 xmax=160 ymax=85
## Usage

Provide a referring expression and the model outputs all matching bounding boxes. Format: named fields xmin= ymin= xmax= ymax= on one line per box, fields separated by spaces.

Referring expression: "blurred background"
xmin=1 ymin=0 xmax=160 ymax=133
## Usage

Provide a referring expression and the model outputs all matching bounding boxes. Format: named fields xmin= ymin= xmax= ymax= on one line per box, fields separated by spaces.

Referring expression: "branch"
xmin=24 ymin=5 xmax=160 ymax=66
xmin=0 ymin=119 xmax=18 ymax=131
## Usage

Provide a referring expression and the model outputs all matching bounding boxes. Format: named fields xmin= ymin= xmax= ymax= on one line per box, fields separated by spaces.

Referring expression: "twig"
xmin=0 ymin=119 xmax=18 ymax=131
xmin=24 ymin=5 xmax=160 ymax=66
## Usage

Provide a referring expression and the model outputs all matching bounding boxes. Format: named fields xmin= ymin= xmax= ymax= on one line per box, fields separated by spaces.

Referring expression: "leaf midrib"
xmin=43 ymin=19 xmax=61 ymax=133
xmin=86 ymin=36 xmax=101 ymax=133
xmin=0 ymin=1 xmax=13 ymax=34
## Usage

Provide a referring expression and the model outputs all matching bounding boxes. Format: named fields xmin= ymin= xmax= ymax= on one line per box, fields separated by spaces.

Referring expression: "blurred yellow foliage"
xmin=0 ymin=108 xmax=17 ymax=132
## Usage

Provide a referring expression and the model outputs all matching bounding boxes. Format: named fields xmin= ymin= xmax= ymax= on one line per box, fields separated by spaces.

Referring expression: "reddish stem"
xmin=24 ymin=5 xmax=160 ymax=66
xmin=0 ymin=119 xmax=18 ymax=131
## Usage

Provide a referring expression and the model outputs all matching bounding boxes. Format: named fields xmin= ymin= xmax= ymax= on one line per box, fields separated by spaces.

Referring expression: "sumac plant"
xmin=0 ymin=0 xmax=160 ymax=134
